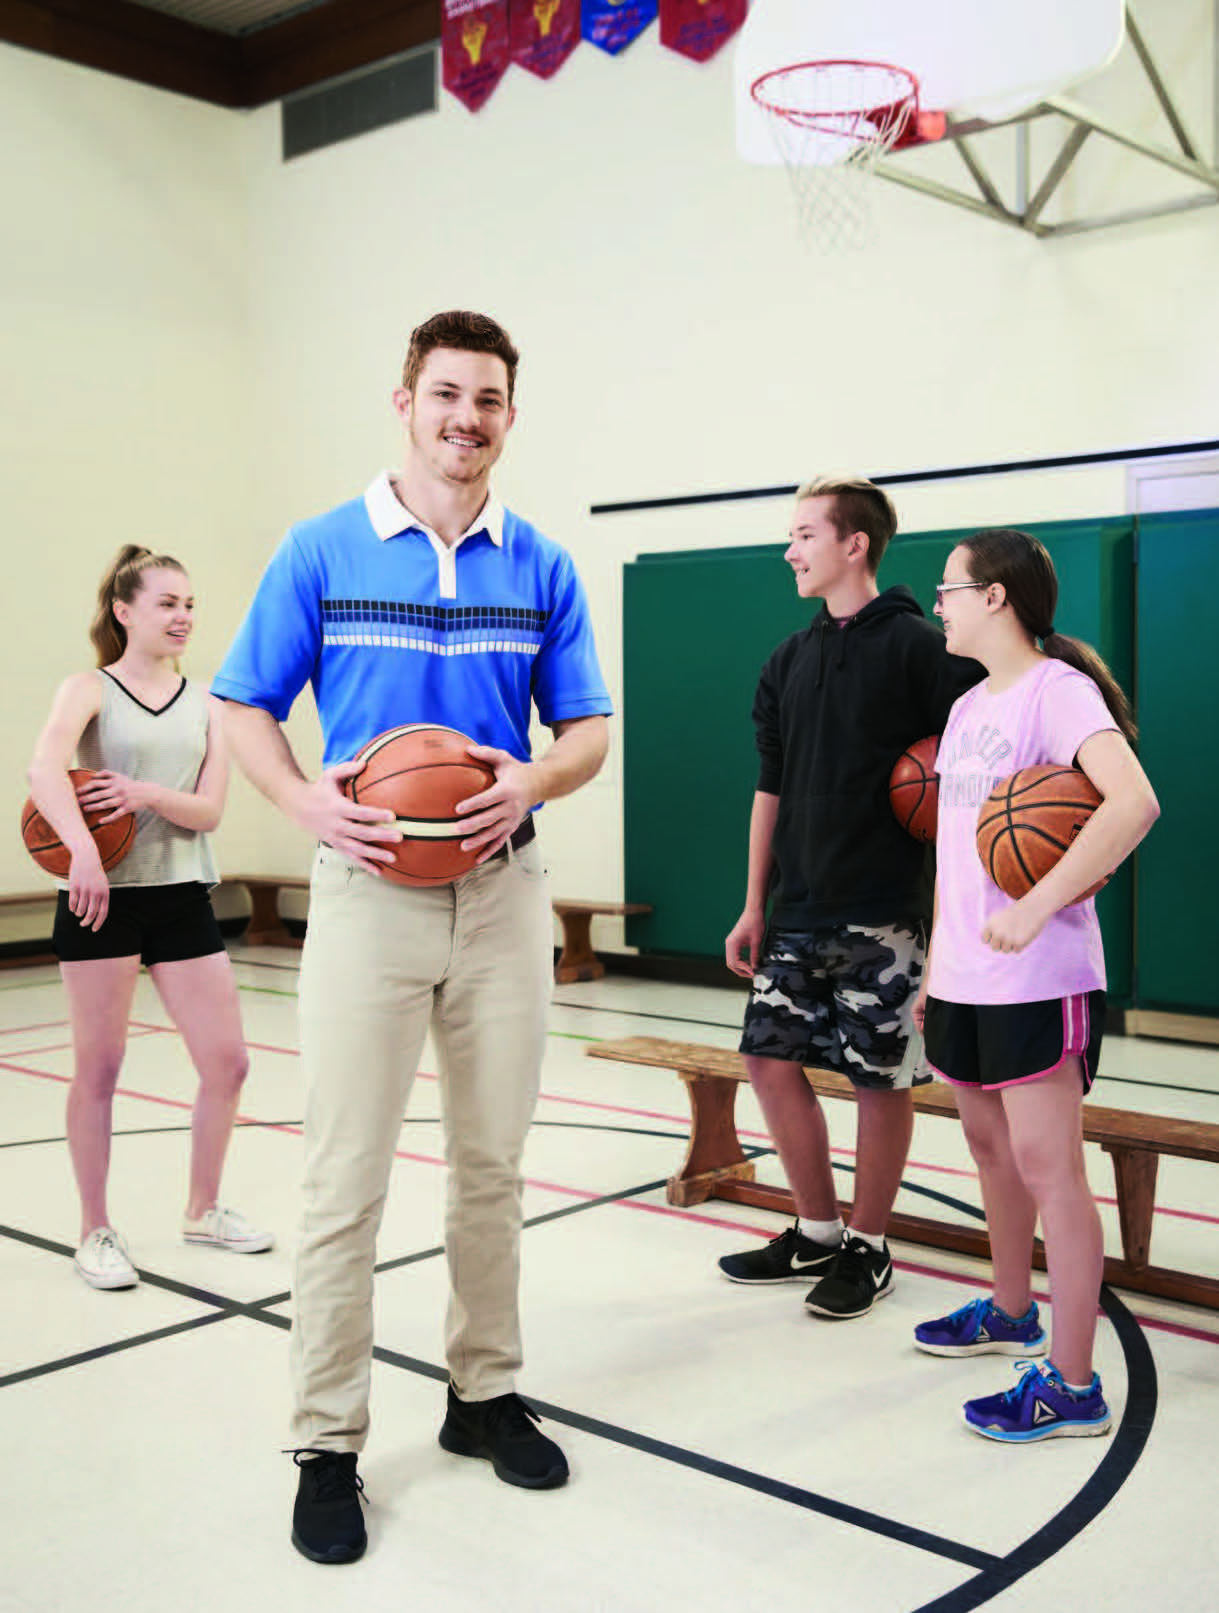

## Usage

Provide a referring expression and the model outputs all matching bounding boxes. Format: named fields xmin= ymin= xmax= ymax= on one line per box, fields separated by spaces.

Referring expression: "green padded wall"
xmin=1135 ymin=508 xmax=1219 ymax=1013
xmin=623 ymin=518 xmax=1135 ymax=1004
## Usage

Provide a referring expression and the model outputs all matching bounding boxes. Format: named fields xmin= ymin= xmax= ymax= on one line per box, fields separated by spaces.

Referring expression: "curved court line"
xmin=909 ymin=1286 xmax=1157 ymax=1613
xmin=0 ymin=1159 xmax=1168 ymax=1595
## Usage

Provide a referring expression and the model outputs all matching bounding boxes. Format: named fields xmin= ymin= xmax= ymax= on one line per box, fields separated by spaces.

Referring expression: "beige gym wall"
xmin=2 ymin=3 xmax=1215 ymax=948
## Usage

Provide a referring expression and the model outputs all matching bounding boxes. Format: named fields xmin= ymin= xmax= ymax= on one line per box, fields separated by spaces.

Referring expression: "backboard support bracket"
xmin=872 ymin=3 xmax=1219 ymax=238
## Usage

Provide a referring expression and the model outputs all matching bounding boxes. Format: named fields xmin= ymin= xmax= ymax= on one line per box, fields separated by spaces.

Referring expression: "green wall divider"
xmin=1135 ymin=508 xmax=1219 ymax=1013
xmin=624 ymin=516 xmax=1136 ymax=1005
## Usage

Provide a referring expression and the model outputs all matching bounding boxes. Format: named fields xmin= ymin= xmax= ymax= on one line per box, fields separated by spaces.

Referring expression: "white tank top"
xmin=76 ymin=670 xmax=219 ymax=888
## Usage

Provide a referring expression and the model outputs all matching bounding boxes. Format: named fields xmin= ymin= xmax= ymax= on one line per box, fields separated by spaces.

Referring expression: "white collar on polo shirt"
xmin=364 ymin=471 xmax=504 ymax=549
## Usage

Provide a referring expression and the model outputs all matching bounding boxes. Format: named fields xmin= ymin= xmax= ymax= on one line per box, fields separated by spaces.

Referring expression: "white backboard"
xmin=735 ymin=0 xmax=1126 ymax=165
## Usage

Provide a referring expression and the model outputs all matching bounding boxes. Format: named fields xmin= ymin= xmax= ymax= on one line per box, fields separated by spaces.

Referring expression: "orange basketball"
xmin=20 ymin=768 xmax=136 ymax=879
xmin=889 ymin=735 xmax=939 ymax=843
xmin=342 ymin=725 xmax=497 ymax=887
xmin=976 ymin=765 xmax=1107 ymax=903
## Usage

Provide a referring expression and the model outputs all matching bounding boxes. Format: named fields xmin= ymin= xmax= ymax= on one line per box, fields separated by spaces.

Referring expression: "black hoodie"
xmin=753 ymin=585 xmax=983 ymax=930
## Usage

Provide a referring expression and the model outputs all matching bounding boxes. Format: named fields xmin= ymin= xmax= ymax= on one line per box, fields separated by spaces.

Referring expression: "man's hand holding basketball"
xmin=725 ymin=906 xmax=766 ymax=980
xmin=458 ymin=744 xmax=538 ymax=861
xmin=288 ymin=762 xmax=401 ymax=876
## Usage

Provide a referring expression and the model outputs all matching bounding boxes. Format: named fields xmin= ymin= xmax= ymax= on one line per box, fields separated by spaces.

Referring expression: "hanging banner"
xmin=443 ymin=0 xmax=511 ymax=112
xmin=512 ymin=0 xmax=580 ymax=79
xmin=582 ymin=0 xmax=658 ymax=57
xmin=659 ymin=0 xmax=746 ymax=64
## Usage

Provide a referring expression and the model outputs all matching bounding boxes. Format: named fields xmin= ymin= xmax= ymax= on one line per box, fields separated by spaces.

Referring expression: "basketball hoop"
xmin=751 ymin=60 xmax=941 ymax=249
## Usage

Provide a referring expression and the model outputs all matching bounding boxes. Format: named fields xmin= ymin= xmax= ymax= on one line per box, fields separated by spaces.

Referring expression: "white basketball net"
xmin=751 ymin=61 xmax=919 ymax=251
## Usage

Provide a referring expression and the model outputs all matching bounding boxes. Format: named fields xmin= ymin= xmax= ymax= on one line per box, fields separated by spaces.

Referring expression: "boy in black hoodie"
xmin=721 ymin=476 xmax=980 ymax=1318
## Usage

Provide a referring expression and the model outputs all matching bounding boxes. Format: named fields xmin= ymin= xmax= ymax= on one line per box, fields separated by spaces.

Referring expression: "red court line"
xmin=0 ymin=1019 xmax=70 ymax=1039
xmin=2 ymin=1055 xmax=1216 ymax=1348
xmin=0 ymin=1029 xmax=161 ymax=1063
xmin=78 ymin=1026 xmax=1219 ymax=1234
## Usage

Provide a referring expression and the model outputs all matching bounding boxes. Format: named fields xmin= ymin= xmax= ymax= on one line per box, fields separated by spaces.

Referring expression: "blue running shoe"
xmin=963 ymin=1360 xmax=1112 ymax=1443
xmin=914 ymin=1296 xmax=1047 ymax=1358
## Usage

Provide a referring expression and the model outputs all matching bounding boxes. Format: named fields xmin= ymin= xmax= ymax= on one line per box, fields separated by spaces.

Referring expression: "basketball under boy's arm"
xmin=75 ymin=698 xmax=230 ymax=834
xmin=981 ymin=730 xmax=1160 ymax=954
xmin=27 ymin=674 xmax=110 ymax=929
xmin=220 ymin=701 xmax=401 ymax=877
xmin=459 ymin=715 xmax=610 ymax=860
xmin=725 ymin=791 xmax=780 ymax=979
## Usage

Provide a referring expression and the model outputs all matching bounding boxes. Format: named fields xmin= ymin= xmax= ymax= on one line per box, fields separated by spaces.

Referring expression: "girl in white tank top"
xmin=27 ymin=545 xmax=272 ymax=1290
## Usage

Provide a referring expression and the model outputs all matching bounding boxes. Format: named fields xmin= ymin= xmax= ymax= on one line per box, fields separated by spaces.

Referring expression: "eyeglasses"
xmin=934 ymin=582 xmax=988 ymax=606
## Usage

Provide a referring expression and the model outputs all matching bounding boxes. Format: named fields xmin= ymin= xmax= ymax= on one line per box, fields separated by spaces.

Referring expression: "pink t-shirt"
xmin=929 ymin=658 xmax=1118 ymax=1005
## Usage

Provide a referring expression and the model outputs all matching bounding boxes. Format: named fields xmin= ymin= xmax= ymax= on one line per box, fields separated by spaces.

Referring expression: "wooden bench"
xmin=224 ymin=874 xmax=310 ymax=948
xmin=587 ymin=1034 xmax=1219 ymax=1312
xmin=552 ymin=899 xmax=652 ymax=984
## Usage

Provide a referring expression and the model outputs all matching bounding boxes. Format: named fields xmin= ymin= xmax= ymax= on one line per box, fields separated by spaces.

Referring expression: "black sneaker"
xmin=804 ymin=1234 xmax=894 ymax=1318
xmin=718 ymin=1221 xmax=841 ymax=1284
xmin=438 ymin=1386 xmax=569 ymax=1490
xmin=290 ymin=1451 xmax=367 ymax=1564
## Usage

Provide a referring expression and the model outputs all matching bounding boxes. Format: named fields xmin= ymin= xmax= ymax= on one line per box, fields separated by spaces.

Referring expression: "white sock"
xmin=1062 ymin=1377 xmax=1094 ymax=1395
xmin=845 ymin=1227 xmax=886 ymax=1253
xmin=798 ymin=1216 xmax=843 ymax=1246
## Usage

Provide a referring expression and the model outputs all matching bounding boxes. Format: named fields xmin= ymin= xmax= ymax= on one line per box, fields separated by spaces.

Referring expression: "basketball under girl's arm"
xmin=27 ymin=674 xmax=110 ymax=930
xmin=725 ymin=791 xmax=780 ymax=978
xmin=220 ymin=700 xmax=400 ymax=877
xmin=980 ymin=729 xmax=1160 ymax=955
xmin=460 ymin=715 xmax=610 ymax=861
xmin=77 ymin=696 xmax=231 ymax=834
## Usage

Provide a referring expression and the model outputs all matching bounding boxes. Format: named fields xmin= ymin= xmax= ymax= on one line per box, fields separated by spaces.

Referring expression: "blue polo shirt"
xmin=212 ymin=474 xmax=612 ymax=767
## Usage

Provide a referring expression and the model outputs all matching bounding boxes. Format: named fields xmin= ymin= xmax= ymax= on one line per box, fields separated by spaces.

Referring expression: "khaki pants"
xmin=289 ymin=836 xmax=553 ymax=1453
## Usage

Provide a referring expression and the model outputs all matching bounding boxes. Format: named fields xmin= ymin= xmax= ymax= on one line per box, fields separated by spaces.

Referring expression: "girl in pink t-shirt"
xmin=912 ymin=529 xmax=1158 ymax=1443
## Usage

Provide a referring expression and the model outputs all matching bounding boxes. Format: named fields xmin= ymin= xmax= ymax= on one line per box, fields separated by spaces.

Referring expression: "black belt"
xmin=491 ymin=815 xmax=536 ymax=861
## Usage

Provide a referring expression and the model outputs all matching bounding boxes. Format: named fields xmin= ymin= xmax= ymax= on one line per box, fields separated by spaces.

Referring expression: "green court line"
xmin=236 ymin=983 xmax=298 ymax=998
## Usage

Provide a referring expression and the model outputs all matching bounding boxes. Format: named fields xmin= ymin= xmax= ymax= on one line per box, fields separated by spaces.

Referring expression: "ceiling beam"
xmin=240 ymin=0 xmax=439 ymax=105
xmin=0 ymin=0 xmax=241 ymax=105
xmin=0 ymin=0 xmax=443 ymax=109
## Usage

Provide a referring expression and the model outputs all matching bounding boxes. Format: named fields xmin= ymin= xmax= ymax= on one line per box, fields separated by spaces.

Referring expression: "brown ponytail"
xmin=89 ymin=545 xmax=187 ymax=666
xmin=960 ymin=529 xmax=1137 ymax=746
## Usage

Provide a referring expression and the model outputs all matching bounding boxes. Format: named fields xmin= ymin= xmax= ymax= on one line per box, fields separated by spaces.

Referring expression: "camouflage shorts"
xmin=739 ymin=922 xmax=929 ymax=1091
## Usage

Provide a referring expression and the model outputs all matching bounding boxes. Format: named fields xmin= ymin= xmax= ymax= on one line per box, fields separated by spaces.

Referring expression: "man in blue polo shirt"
xmin=214 ymin=310 xmax=610 ymax=1565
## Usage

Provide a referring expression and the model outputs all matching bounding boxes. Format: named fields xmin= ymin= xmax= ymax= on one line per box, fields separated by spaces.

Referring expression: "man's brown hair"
xmin=795 ymin=474 xmax=898 ymax=574
xmin=402 ymin=310 xmax=520 ymax=402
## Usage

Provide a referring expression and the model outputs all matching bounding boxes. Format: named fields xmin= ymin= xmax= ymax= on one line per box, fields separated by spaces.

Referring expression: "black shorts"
xmin=53 ymin=882 xmax=225 ymax=967
xmin=923 ymin=991 xmax=1105 ymax=1094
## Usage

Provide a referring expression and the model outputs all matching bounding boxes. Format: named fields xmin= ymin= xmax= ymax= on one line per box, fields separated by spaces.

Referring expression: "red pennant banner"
xmin=511 ymin=0 xmax=580 ymax=79
xmin=659 ymin=0 xmax=746 ymax=63
xmin=443 ymin=0 xmax=511 ymax=112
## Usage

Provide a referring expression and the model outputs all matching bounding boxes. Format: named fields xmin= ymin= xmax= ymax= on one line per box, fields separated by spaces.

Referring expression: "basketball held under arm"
xmin=78 ymin=698 xmax=231 ymax=834
xmin=27 ymin=674 xmax=106 ymax=861
xmin=980 ymin=730 xmax=1159 ymax=954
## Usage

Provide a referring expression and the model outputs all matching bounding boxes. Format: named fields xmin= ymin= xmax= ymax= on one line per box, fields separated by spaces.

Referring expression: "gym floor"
xmin=2 ymin=944 xmax=1217 ymax=1612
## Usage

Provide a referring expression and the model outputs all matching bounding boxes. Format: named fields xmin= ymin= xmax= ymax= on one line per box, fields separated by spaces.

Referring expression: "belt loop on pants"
xmin=491 ymin=815 xmax=537 ymax=863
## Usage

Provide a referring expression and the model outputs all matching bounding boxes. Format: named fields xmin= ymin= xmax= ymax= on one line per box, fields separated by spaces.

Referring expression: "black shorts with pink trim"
xmin=923 ymin=990 xmax=1106 ymax=1093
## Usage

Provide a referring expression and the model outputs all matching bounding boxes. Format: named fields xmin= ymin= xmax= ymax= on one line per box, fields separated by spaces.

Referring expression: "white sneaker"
xmin=183 ymin=1206 xmax=274 ymax=1254
xmin=74 ymin=1227 xmax=139 ymax=1290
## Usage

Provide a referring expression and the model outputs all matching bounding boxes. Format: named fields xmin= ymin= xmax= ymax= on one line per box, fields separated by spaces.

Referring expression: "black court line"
xmin=366 ymin=1335 xmax=999 ymax=1573
xmin=910 ymin=1284 xmax=1158 ymax=1612
xmin=551 ymin=998 xmax=742 ymax=1033
xmin=0 ymin=1118 xmax=300 ymax=1151
xmin=0 ymin=1167 xmax=1156 ymax=1600
xmin=0 ymin=1311 xmax=233 ymax=1390
xmin=588 ymin=437 xmax=1219 ymax=515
